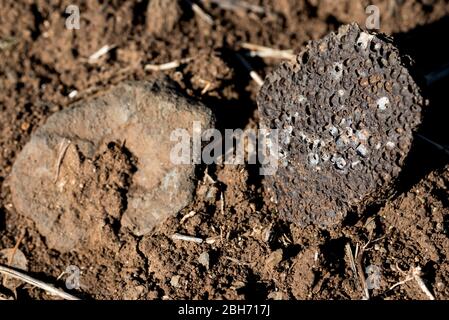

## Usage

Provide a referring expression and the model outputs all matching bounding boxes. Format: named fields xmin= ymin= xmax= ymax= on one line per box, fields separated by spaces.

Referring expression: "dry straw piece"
xmin=258 ymin=24 xmax=425 ymax=228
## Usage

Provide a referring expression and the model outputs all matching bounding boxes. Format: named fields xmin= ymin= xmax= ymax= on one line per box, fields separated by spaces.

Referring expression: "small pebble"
xmin=198 ymin=252 xmax=210 ymax=270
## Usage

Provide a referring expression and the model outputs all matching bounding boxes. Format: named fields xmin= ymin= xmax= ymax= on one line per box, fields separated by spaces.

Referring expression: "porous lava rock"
xmin=258 ymin=24 xmax=425 ymax=228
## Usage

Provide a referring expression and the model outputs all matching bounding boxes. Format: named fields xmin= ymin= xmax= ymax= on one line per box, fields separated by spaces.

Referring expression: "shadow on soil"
xmin=394 ymin=16 xmax=449 ymax=196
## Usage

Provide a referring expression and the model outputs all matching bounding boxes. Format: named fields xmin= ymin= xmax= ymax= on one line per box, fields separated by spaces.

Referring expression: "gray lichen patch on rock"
xmin=10 ymin=80 xmax=214 ymax=252
xmin=257 ymin=24 xmax=424 ymax=228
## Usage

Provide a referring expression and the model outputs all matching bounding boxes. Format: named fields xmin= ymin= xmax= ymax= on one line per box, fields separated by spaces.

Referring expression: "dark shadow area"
xmin=7 ymin=266 xmax=89 ymax=300
xmin=433 ymin=183 xmax=449 ymax=209
xmin=207 ymin=249 xmax=220 ymax=271
xmin=199 ymin=47 xmax=258 ymax=132
xmin=342 ymin=210 xmax=360 ymax=226
xmin=193 ymin=47 xmax=265 ymax=191
xmin=268 ymin=221 xmax=301 ymax=259
xmin=392 ymin=16 xmax=449 ymax=196
xmin=237 ymin=271 xmax=270 ymax=300
xmin=0 ymin=207 xmax=5 ymax=231
xmin=444 ymin=215 xmax=449 ymax=236
xmin=30 ymin=3 xmax=44 ymax=40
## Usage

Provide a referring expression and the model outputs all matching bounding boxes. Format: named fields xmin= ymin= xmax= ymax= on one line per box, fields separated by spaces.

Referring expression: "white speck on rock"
xmin=355 ymin=129 xmax=369 ymax=141
xmin=281 ymin=125 xmax=293 ymax=145
xmin=386 ymin=141 xmax=395 ymax=149
xmin=298 ymin=131 xmax=311 ymax=143
xmin=357 ymin=32 xmax=374 ymax=49
xmin=377 ymin=96 xmax=390 ymax=110
xmin=329 ymin=126 xmax=339 ymax=136
xmin=336 ymin=135 xmax=349 ymax=148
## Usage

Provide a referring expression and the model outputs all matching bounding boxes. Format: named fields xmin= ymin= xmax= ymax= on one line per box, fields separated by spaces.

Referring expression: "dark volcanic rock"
xmin=257 ymin=24 xmax=425 ymax=228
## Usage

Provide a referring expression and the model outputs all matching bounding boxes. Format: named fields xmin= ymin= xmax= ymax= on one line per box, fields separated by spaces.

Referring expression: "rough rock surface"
xmin=258 ymin=24 xmax=425 ymax=228
xmin=10 ymin=80 xmax=214 ymax=252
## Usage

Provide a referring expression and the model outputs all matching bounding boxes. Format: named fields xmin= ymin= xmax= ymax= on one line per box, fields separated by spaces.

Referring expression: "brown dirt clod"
xmin=9 ymin=80 xmax=214 ymax=252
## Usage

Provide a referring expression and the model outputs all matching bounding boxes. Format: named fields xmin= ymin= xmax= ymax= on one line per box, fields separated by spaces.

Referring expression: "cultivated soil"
xmin=0 ymin=0 xmax=449 ymax=300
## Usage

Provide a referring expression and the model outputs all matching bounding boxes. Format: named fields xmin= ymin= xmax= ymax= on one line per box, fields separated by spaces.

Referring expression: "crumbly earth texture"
xmin=258 ymin=23 xmax=425 ymax=228
xmin=0 ymin=0 xmax=449 ymax=300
